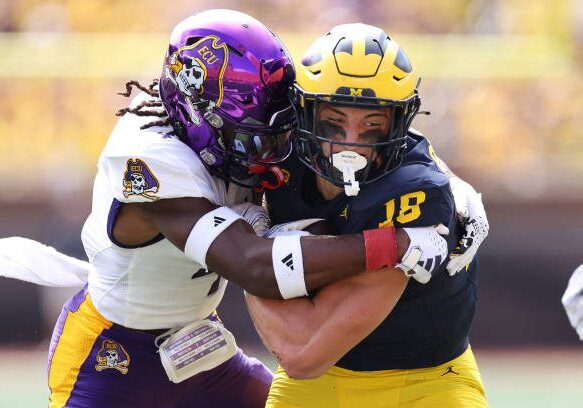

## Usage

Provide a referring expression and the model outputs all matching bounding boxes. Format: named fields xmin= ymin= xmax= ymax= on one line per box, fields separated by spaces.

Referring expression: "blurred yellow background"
xmin=0 ymin=0 xmax=581 ymax=202
xmin=1 ymin=1 xmax=582 ymax=407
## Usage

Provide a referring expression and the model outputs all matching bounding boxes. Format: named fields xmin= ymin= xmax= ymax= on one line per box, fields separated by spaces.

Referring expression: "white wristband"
xmin=184 ymin=207 xmax=243 ymax=269
xmin=271 ymin=235 xmax=308 ymax=299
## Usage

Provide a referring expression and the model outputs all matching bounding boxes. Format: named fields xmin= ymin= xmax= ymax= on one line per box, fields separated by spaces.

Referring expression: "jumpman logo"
xmin=441 ymin=365 xmax=460 ymax=376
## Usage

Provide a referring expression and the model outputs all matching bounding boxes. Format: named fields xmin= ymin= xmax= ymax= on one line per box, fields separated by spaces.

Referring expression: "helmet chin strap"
xmin=248 ymin=163 xmax=286 ymax=192
xmin=331 ymin=151 xmax=368 ymax=196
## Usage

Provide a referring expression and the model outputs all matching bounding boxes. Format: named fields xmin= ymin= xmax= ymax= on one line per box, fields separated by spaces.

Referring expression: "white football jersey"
xmin=81 ymin=92 xmax=249 ymax=329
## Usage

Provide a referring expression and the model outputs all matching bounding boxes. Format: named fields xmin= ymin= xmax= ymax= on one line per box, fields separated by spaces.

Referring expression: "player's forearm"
xmin=301 ymin=228 xmax=409 ymax=291
xmin=208 ymin=231 xmax=281 ymax=298
xmin=283 ymin=273 xmax=402 ymax=378
xmin=245 ymin=291 xmax=339 ymax=378
xmin=301 ymin=234 xmax=365 ymax=290
xmin=247 ymin=294 xmax=348 ymax=380
xmin=209 ymin=227 xmax=407 ymax=299
xmin=245 ymin=293 xmax=316 ymax=361
xmin=247 ymin=267 xmax=408 ymax=378
xmin=138 ymin=197 xmax=410 ymax=299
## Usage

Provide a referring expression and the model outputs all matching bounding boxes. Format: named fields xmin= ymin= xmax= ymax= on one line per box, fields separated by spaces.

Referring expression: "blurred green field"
xmin=1 ymin=345 xmax=581 ymax=407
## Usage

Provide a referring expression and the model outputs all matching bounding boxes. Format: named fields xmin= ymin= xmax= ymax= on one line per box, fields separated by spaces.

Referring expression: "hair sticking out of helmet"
xmin=158 ymin=9 xmax=296 ymax=188
xmin=292 ymin=23 xmax=421 ymax=195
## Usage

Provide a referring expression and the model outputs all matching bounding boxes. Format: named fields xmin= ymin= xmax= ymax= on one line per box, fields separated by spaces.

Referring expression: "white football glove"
xmin=262 ymin=219 xmax=324 ymax=238
xmin=562 ymin=265 xmax=583 ymax=341
xmin=230 ymin=203 xmax=272 ymax=236
xmin=446 ymin=177 xmax=490 ymax=276
xmin=397 ymin=224 xmax=449 ymax=284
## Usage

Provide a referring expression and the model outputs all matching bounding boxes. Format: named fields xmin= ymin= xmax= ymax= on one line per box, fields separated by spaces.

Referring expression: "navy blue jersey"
xmin=265 ymin=133 xmax=477 ymax=370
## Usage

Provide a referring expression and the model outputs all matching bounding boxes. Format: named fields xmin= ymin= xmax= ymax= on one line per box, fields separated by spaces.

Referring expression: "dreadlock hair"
xmin=115 ymin=79 xmax=171 ymax=130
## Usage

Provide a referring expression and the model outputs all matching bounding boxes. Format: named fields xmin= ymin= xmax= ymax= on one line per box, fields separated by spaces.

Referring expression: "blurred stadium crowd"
xmin=1 ymin=2 xmax=582 ymax=405
xmin=0 ymin=0 xmax=582 ymax=203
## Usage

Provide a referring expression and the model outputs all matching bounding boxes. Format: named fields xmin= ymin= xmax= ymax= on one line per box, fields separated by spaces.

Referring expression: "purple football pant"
xmin=47 ymin=287 xmax=273 ymax=408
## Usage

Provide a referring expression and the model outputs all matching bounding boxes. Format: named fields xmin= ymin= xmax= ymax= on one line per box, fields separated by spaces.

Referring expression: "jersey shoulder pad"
xmin=99 ymin=123 xmax=224 ymax=204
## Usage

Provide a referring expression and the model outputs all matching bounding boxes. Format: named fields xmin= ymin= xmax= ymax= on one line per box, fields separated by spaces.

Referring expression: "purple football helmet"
xmin=159 ymin=9 xmax=296 ymax=189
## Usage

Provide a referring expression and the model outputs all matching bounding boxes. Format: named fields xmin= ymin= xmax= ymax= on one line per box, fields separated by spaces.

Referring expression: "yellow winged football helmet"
xmin=292 ymin=23 xmax=421 ymax=188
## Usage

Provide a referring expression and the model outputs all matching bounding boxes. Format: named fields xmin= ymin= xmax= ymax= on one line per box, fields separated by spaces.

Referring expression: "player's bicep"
xmin=134 ymin=196 xmax=219 ymax=248
xmin=103 ymin=143 xmax=227 ymax=247
xmin=135 ymin=197 xmax=260 ymax=261
xmin=135 ymin=197 xmax=277 ymax=295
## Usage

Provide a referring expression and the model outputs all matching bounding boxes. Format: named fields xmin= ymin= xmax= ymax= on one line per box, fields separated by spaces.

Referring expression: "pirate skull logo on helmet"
xmin=166 ymin=54 xmax=206 ymax=98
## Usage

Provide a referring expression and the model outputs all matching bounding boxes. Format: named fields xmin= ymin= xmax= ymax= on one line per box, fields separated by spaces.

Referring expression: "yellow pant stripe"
xmin=48 ymin=294 xmax=112 ymax=408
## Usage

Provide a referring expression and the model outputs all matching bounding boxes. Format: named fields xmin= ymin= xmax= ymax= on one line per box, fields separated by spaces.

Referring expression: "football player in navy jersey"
xmin=246 ymin=23 xmax=490 ymax=407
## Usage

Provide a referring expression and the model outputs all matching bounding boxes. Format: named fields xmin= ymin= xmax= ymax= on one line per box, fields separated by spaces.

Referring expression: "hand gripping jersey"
xmin=266 ymin=131 xmax=477 ymax=370
xmin=82 ymin=92 xmax=249 ymax=330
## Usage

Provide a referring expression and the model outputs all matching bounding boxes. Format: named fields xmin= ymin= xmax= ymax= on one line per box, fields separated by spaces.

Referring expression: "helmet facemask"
xmin=292 ymin=23 xmax=421 ymax=196
xmin=293 ymin=87 xmax=420 ymax=195
xmin=210 ymin=105 xmax=295 ymax=188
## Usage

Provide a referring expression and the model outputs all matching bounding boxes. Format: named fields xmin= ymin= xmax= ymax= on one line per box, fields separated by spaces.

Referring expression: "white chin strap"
xmin=331 ymin=150 xmax=368 ymax=196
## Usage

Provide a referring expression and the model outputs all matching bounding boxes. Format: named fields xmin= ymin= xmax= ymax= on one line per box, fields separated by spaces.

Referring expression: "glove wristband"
xmin=362 ymin=227 xmax=397 ymax=271
xmin=272 ymin=235 xmax=308 ymax=299
xmin=185 ymin=207 xmax=243 ymax=269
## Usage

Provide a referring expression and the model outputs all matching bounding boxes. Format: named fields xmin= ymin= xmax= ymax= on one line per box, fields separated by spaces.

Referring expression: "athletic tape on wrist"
xmin=271 ymin=235 xmax=308 ymax=299
xmin=362 ymin=227 xmax=397 ymax=271
xmin=184 ymin=207 xmax=243 ymax=269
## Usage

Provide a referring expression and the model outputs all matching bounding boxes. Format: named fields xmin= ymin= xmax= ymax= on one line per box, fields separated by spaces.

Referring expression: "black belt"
xmin=114 ymin=324 xmax=172 ymax=337
xmin=113 ymin=312 xmax=219 ymax=337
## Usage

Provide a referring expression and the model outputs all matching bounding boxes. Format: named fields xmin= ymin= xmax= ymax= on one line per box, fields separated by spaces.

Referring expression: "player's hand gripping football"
xmin=230 ymin=203 xmax=272 ymax=236
xmin=262 ymin=219 xmax=325 ymax=238
xmin=446 ymin=177 xmax=490 ymax=275
xmin=230 ymin=203 xmax=324 ymax=238
xmin=397 ymin=224 xmax=450 ymax=284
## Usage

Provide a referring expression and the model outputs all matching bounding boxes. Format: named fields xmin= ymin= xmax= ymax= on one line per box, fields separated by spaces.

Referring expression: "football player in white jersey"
xmin=1 ymin=10 xmax=485 ymax=408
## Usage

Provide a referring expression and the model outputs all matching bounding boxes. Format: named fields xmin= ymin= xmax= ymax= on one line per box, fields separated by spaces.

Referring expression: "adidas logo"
xmin=191 ymin=268 xmax=213 ymax=279
xmin=214 ymin=216 xmax=226 ymax=227
xmin=281 ymin=253 xmax=294 ymax=270
xmin=415 ymin=255 xmax=442 ymax=274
